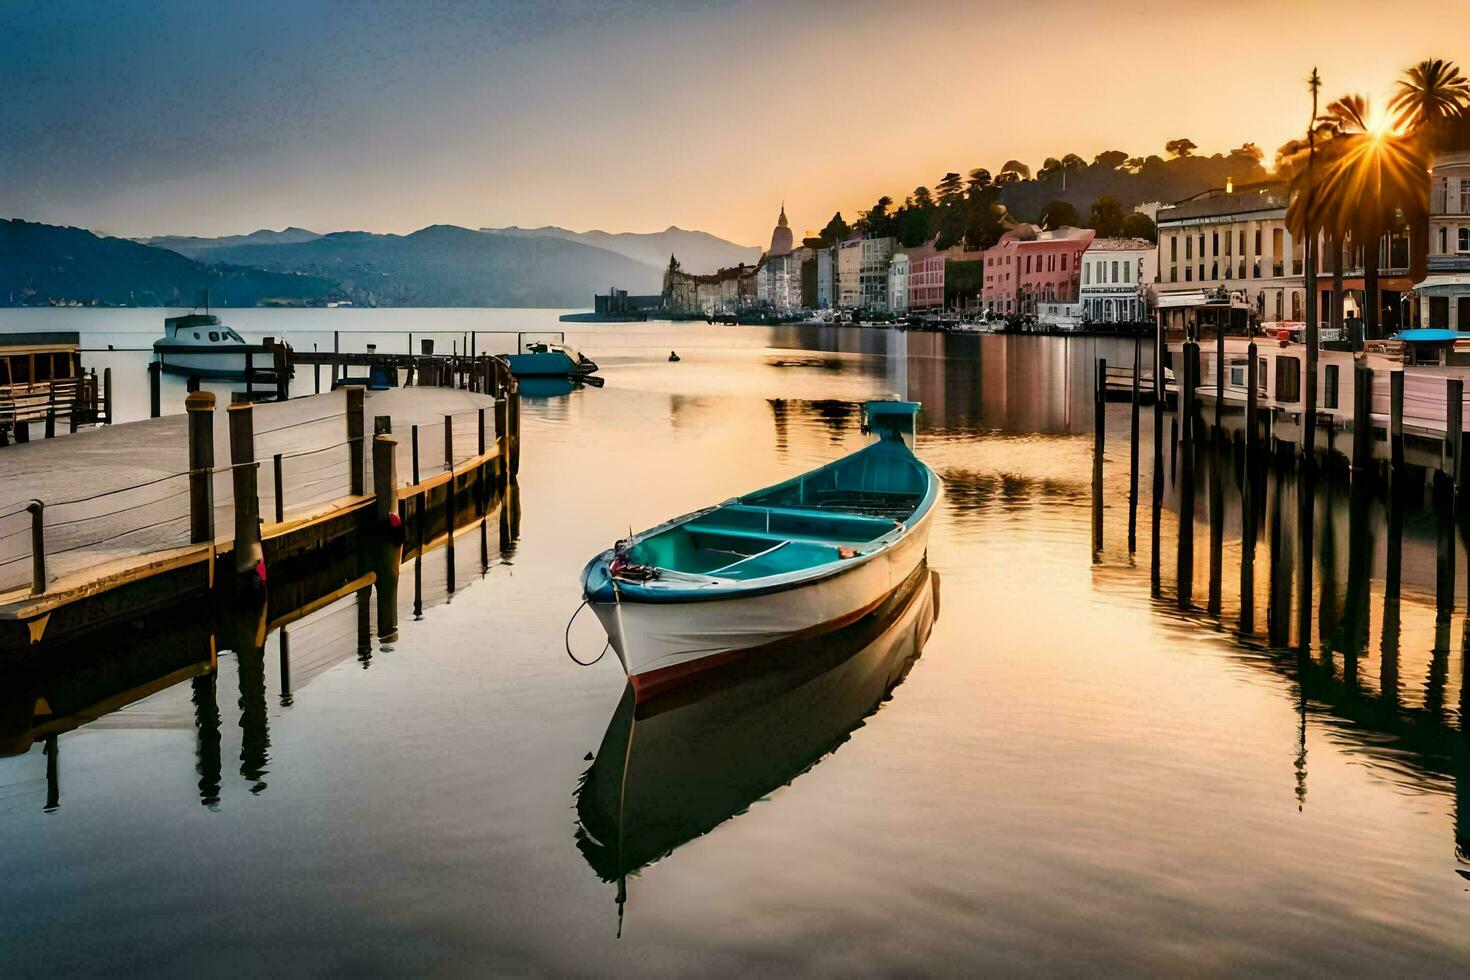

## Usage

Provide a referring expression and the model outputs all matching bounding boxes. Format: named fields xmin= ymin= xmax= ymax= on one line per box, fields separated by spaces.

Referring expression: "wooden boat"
xmin=579 ymin=400 xmax=937 ymax=699
xmin=575 ymin=563 xmax=937 ymax=906
xmin=153 ymin=313 xmax=251 ymax=379
xmin=505 ymin=341 xmax=599 ymax=379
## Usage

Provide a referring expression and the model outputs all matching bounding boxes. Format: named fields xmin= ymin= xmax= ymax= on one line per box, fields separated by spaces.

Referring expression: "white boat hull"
xmin=155 ymin=348 xmax=251 ymax=379
xmin=589 ymin=504 xmax=933 ymax=698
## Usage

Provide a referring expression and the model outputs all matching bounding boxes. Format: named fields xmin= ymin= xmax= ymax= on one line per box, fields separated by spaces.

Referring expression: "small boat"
xmin=505 ymin=341 xmax=599 ymax=379
xmin=579 ymin=400 xmax=937 ymax=700
xmin=153 ymin=314 xmax=252 ymax=379
xmin=575 ymin=564 xmax=937 ymax=912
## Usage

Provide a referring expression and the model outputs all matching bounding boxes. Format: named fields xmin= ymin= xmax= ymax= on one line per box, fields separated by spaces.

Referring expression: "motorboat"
xmin=579 ymin=400 xmax=937 ymax=700
xmin=505 ymin=341 xmax=599 ymax=379
xmin=153 ymin=313 xmax=252 ymax=379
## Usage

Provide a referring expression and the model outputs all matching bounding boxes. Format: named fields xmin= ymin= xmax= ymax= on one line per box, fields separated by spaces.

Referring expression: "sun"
xmin=1364 ymin=103 xmax=1397 ymax=139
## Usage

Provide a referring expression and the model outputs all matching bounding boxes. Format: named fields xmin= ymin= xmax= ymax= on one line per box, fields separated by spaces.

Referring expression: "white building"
xmin=837 ymin=240 xmax=862 ymax=308
xmin=859 ymin=237 xmax=895 ymax=310
xmin=1080 ymin=237 xmax=1156 ymax=323
xmin=758 ymin=253 xmax=803 ymax=312
xmin=1154 ymin=183 xmax=1305 ymax=324
xmin=888 ymin=252 xmax=910 ymax=314
xmin=1419 ymin=149 xmax=1470 ymax=329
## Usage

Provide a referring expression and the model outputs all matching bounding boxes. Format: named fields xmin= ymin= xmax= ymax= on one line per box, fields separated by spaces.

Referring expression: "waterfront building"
xmin=837 ymin=240 xmax=862 ymax=308
xmin=906 ymin=239 xmax=945 ymax=311
xmin=1079 ymin=237 xmax=1156 ymax=323
xmin=888 ymin=253 xmax=910 ymax=314
xmin=859 ymin=236 xmax=895 ymax=310
xmin=1153 ymin=183 xmax=1303 ymax=323
xmin=757 ymin=251 xmax=805 ymax=313
xmin=1419 ymin=150 xmax=1470 ymax=329
xmin=816 ymin=248 xmax=835 ymax=308
xmin=981 ymin=225 xmax=1093 ymax=316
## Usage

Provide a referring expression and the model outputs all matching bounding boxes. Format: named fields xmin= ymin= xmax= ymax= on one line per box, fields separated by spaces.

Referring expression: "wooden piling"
xmin=374 ymin=433 xmax=399 ymax=522
xmin=147 ymin=362 xmax=160 ymax=420
xmin=344 ymin=385 xmax=366 ymax=496
xmin=227 ymin=402 xmax=263 ymax=576
xmin=1177 ymin=341 xmax=1197 ymax=608
xmin=44 ymin=386 xmax=56 ymax=439
xmin=1389 ymin=370 xmax=1405 ymax=478
xmin=1352 ymin=366 xmax=1374 ymax=477
xmin=245 ymin=351 xmax=255 ymax=400
xmin=1446 ymin=378 xmax=1464 ymax=490
xmin=273 ymin=453 xmax=284 ymax=523
xmin=26 ymin=500 xmax=45 ymax=595
xmin=1093 ymin=357 xmax=1105 ymax=555
xmin=1128 ymin=337 xmax=1141 ymax=554
xmin=1241 ymin=344 xmax=1258 ymax=633
xmin=102 ymin=367 xmax=113 ymax=425
xmin=1214 ymin=324 xmax=1224 ymax=438
xmin=509 ymin=384 xmax=521 ymax=475
xmin=444 ymin=414 xmax=456 ymax=593
xmin=186 ymin=391 xmax=216 ymax=544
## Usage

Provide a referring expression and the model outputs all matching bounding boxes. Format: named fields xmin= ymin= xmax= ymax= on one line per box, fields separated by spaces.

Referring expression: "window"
xmin=1171 ymin=236 xmax=1178 ymax=261
xmin=1324 ymin=364 xmax=1340 ymax=408
xmin=1462 ymin=182 xmax=1470 ymax=213
xmin=1123 ymin=263 xmax=1131 ymax=283
xmin=1212 ymin=232 xmax=1219 ymax=256
xmin=1441 ymin=227 xmax=1449 ymax=253
xmin=1185 ymin=237 xmax=1192 ymax=260
xmin=1276 ymin=356 xmax=1302 ymax=403
xmin=1170 ymin=268 xmax=1178 ymax=283
xmin=209 ymin=331 xmax=220 ymax=341
xmin=1185 ymin=267 xmax=1193 ymax=282
xmin=1460 ymin=228 xmax=1470 ymax=252
xmin=1084 ymin=264 xmax=1090 ymax=285
xmin=1255 ymin=228 xmax=1262 ymax=254
xmin=1238 ymin=230 xmax=1245 ymax=255
xmin=1109 ymin=261 xmax=1117 ymax=283
xmin=1061 ymin=254 xmax=1067 ymax=271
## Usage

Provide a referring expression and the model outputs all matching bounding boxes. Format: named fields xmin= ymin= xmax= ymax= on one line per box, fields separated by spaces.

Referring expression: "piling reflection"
xmin=574 ymin=564 xmax=939 ymax=931
xmin=1094 ymin=404 xmax=1470 ymax=869
xmin=0 ymin=477 xmax=521 ymax=811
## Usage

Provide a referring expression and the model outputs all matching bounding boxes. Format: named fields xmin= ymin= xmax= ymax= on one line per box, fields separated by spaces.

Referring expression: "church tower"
xmin=768 ymin=203 xmax=794 ymax=256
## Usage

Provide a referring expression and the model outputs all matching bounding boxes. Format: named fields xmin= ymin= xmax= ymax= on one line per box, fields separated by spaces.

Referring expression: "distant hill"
xmin=0 ymin=219 xmax=340 ymax=307
xmin=482 ymin=224 xmax=761 ymax=275
xmin=205 ymin=225 xmax=664 ymax=307
xmin=136 ymin=227 xmax=322 ymax=259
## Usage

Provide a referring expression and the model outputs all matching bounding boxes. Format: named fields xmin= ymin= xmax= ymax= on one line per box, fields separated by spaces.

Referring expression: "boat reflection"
xmin=574 ymin=562 xmax=939 ymax=928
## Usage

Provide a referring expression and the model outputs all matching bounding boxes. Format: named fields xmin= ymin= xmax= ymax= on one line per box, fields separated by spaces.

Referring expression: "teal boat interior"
xmin=605 ymin=401 xmax=932 ymax=585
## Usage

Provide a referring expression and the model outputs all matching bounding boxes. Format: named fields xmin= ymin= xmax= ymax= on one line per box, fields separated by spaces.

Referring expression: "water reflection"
xmin=575 ymin=564 xmax=939 ymax=932
xmin=0 ymin=480 xmax=519 ymax=812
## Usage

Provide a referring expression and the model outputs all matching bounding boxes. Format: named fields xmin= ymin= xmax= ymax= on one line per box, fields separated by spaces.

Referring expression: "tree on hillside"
xmin=936 ymin=172 xmax=965 ymax=205
xmin=912 ymin=186 xmax=935 ymax=209
xmin=1121 ymin=212 xmax=1157 ymax=242
xmin=1164 ymin=138 xmax=1198 ymax=158
xmin=966 ymin=168 xmax=992 ymax=193
xmin=1090 ymin=195 xmax=1128 ymax=237
xmin=820 ymin=212 xmax=851 ymax=245
xmin=1061 ymin=153 xmax=1087 ymax=171
xmin=1039 ymin=200 xmax=1081 ymax=229
xmin=857 ymin=196 xmax=895 ymax=237
xmin=1000 ymin=159 xmax=1031 ymax=180
xmin=1094 ymin=150 xmax=1129 ymax=170
xmin=1037 ymin=157 xmax=1063 ymax=181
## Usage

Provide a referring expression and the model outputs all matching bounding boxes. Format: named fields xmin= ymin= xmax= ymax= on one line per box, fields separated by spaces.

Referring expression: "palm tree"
xmin=1388 ymin=58 xmax=1470 ymax=135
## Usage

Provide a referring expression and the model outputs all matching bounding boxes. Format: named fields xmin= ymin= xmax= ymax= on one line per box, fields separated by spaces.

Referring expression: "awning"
xmin=1154 ymin=289 xmax=1247 ymax=309
xmin=1413 ymin=273 xmax=1470 ymax=291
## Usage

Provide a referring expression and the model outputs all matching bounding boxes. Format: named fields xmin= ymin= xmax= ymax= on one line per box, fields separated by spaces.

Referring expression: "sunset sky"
xmin=4 ymin=0 xmax=1469 ymax=247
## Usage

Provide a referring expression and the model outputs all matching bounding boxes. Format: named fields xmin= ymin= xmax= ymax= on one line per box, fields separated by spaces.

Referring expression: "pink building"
xmin=906 ymin=239 xmax=946 ymax=310
xmin=981 ymin=225 xmax=1095 ymax=315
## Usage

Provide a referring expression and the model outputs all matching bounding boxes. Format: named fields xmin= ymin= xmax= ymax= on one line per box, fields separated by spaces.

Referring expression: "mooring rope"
xmin=564 ymin=597 xmax=609 ymax=666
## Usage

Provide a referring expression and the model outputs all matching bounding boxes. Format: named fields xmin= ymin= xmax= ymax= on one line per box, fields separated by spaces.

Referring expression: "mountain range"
xmin=480 ymin=225 xmax=761 ymax=275
xmin=4 ymin=220 xmax=759 ymax=308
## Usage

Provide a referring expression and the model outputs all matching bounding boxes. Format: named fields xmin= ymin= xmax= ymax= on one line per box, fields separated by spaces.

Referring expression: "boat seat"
xmin=689 ymin=523 xmax=877 ymax=549
xmin=700 ymin=503 xmax=898 ymax=542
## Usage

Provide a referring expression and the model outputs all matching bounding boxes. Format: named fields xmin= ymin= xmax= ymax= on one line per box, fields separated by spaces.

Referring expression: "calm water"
xmin=2 ymin=310 xmax=1469 ymax=973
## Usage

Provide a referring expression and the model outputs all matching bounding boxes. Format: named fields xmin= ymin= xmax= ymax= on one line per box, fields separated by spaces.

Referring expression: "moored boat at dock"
xmin=579 ymin=400 xmax=937 ymax=699
xmin=152 ymin=313 xmax=252 ymax=379
xmin=505 ymin=341 xmax=599 ymax=379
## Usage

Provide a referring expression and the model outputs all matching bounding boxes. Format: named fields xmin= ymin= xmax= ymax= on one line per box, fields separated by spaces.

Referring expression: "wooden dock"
xmin=0 ymin=362 xmax=522 ymax=652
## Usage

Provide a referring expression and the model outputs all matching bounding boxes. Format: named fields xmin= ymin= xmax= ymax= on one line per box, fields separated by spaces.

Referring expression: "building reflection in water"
xmin=574 ymin=564 xmax=939 ymax=934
